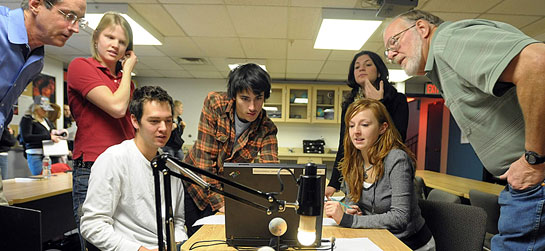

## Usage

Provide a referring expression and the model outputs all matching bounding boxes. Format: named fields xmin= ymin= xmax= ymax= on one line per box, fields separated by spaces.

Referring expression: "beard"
xmin=402 ymin=32 xmax=423 ymax=76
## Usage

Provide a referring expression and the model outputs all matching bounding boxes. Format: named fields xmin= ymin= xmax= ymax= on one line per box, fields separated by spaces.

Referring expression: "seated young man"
xmin=184 ymin=63 xmax=279 ymax=236
xmin=80 ymin=86 xmax=187 ymax=250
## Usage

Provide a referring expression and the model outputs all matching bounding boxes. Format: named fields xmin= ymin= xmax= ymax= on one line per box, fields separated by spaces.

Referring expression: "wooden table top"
xmin=415 ymin=170 xmax=504 ymax=199
xmin=3 ymin=172 xmax=73 ymax=205
xmin=181 ymin=222 xmax=410 ymax=251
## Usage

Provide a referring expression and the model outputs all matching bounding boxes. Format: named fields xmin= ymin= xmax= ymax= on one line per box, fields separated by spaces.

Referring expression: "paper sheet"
xmin=322 ymin=217 xmax=338 ymax=226
xmin=333 ymin=238 xmax=383 ymax=251
xmin=192 ymin=214 xmax=225 ymax=226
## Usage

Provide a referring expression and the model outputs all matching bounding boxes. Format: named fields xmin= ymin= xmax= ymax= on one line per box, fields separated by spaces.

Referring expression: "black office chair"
xmin=419 ymin=199 xmax=487 ymax=251
xmin=469 ymin=189 xmax=500 ymax=251
xmin=426 ymin=188 xmax=462 ymax=204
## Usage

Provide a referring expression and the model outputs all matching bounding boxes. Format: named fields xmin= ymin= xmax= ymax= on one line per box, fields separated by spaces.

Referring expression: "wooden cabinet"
xmin=286 ymin=85 xmax=312 ymax=123
xmin=337 ymin=86 xmax=352 ymax=123
xmin=311 ymin=85 xmax=339 ymax=124
xmin=264 ymin=84 xmax=286 ymax=122
xmin=266 ymin=83 xmax=349 ymax=124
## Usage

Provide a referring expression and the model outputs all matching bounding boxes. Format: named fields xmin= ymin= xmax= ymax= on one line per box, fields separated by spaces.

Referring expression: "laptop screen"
xmin=0 ymin=205 xmax=42 ymax=251
xmin=223 ymin=163 xmax=326 ymax=248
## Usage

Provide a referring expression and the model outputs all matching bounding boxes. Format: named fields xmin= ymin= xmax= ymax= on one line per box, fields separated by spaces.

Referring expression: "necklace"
xmin=364 ymin=164 xmax=373 ymax=179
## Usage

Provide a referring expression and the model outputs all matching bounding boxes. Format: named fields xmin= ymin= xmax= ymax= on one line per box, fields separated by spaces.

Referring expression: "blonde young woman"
xmin=324 ymin=99 xmax=435 ymax=251
xmin=67 ymin=12 xmax=137 ymax=249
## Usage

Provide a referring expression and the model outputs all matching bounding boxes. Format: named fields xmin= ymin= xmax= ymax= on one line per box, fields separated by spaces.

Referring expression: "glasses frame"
xmin=384 ymin=24 xmax=416 ymax=59
xmin=45 ymin=0 xmax=88 ymax=29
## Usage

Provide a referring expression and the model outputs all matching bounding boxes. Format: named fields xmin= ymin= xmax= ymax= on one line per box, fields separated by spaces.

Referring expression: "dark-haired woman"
xmin=326 ymin=51 xmax=408 ymax=198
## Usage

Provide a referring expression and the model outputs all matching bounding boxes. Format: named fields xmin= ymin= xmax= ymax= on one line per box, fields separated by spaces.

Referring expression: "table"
xmin=415 ymin=170 xmax=504 ymax=199
xmin=3 ymin=172 xmax=76 ymax=241
xmin=181 ymin=224 xmax=411 ymax=251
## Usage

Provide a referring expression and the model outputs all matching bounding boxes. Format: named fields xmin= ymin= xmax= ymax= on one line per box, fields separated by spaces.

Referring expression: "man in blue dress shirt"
xmin=0 ymin=0 xmax=86 ymax=205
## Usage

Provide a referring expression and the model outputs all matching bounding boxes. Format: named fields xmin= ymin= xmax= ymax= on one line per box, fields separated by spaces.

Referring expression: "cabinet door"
xmin=264 ymin=84 xmax=286 ymax=122
xmin=338 ymin=86 xmax=352 ymax=123
xmin=286 ymin=85 xmax=312 ymax=123
xmin=311 ymin=85 xmax=339 ymax=124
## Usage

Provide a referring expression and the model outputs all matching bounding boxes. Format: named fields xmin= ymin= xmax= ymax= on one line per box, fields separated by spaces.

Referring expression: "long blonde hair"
xmin=339 ymin=99 xmax=415 ymax=202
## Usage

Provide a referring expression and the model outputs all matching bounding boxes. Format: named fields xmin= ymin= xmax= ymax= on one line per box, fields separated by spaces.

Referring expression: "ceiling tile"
xmin=156 ymin=37 xmax=205 ymax=58
xmin=421 ymin=0 xmax=502 ymax=13
xmin=65 ymin=32 xmax=92 ymax=54
xmin=193 ymin=37 xmax=246 ymax=58
xmin=240 ymin=38 xmax=287 ymax=59
xmin=228 ymin=6 xmax=288 ymax=38
xmin=266 ymin=59 xmax=287 ymax=73
xmin=45 ymin=44 xmax=86 ymax=56
xmin=487 ymin=0 xmax=545 ymax=15
xmin=91 ymin=0 xmax=157 ymax=2
xmin=286 ymin=73 xmax=318 ymax=80
xmin=328 ymin=50 xmax=358 ymax=61
xmin=286 ymin=60 xmax=324 ymax=74
xmin=159 ymin=0 xmax=223 ymax=4
xmin=287 ymin=40 xmax=330 ymax=60
xmin=224 ymin=0 xmax=289 ymax=6
xmin=133 ymin=45 xmax=166 ymax=57
xmin=270 ymin=72 xmax=286 ymax=80
xmin=478 ymin=14 xmax=542 ymax=29
xmin=157 ymin=70 xmax=193 ymax=78
xmin=321 ymin=60 xmax=350 ymax=75
xmin=361 ymin=41 xmax=384 ymax=53
xmin=290 ymin=0 xmax=357 ymax=8
xmin=288 ymin=7 xmax=321 ymax=40
xmin=178 ymin=63 xmax=218 ymax=71
xmin=189 ymin=71 xmax=224 ymax=78
xmin=432 ymin=12 xmax=480 ymax=21
xmin=131 ymin=4 xmax=186 ymax=37
xmin=134 ymin=69 xmax=165 ymax=78
xmin=521 ymin=17 xmax=545 ymax=38
xmin=317 ymin=73 xmax=345 ymax=81
xmin=207 ymin=58 xmax=230 ymax=72
xmin=138 ymin=56 xmax=183 ymax=70
xmin=165 ymin=5 xmax=237 ymax=37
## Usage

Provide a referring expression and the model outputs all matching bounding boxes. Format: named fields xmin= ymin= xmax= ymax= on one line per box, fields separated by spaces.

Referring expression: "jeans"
xmin=184 ymin=185 xmax=214 ymax=237
xmin=72 ymin=159 xmax=92 ymax=251
xmin=162 ymin=145 xmax=184 ymax=161
xmin=0 ymin=154 xmax=8 ymax=178
xmin=492 ymin=182 xmax=545 ymax=251
xmin=27 ymin=154 xmax=43 ymax=175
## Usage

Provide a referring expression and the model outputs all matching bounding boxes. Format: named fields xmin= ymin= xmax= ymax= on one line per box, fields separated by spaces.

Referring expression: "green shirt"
xmin=425 ymin=19 xmax=540 ymax=176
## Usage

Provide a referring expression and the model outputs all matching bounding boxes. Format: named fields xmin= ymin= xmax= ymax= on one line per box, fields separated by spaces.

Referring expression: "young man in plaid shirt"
xmin=184 ymin=63 xmax=279 ymax=236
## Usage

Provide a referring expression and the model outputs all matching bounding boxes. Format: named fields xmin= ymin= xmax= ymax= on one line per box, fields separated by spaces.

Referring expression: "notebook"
xmin=223 ymin=162 xmax=326 ymax=248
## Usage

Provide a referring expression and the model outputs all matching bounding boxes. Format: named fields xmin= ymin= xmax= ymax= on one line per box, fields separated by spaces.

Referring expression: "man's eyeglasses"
xmin=45 ymin=0 xmax=88 ymax=29
xmin=384 ymin=24 xmax=416 ymax=60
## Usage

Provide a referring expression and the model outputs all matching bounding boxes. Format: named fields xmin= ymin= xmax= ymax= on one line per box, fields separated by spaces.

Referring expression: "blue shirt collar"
xmin=8 ymin=8 xmax=28 ymax=45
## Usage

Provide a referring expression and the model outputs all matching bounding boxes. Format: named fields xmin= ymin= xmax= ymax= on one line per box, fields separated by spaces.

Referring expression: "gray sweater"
xmin=339 ymin=149 xmax=425 ymax=240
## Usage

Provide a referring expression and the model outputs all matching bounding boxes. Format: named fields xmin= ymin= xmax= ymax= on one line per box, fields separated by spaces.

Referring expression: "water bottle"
xmin=42 ymin=155 xmax=51 ymax=179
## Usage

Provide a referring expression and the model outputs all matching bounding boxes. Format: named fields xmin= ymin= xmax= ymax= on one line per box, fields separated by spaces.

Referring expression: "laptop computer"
xmin=223 ymin=163 xmax=326 ymax=248
xmin=0 ymin=205 xmax=42 ymax=251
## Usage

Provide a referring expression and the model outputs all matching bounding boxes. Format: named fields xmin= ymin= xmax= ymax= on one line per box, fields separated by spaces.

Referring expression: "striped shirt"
xmin=184 ymin=92 xmax=279 ymax=211
xmin=425 ymin=19 xmax=540 ymax=176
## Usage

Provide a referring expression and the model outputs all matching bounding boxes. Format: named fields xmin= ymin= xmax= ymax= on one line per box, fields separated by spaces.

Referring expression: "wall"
xmin=9 ymin=56 xmax=65 ymax=131
xmin=446 ymin=116 xmax=484 ymax=180
xmin=135 ymin=77 xmax=343 ymax=149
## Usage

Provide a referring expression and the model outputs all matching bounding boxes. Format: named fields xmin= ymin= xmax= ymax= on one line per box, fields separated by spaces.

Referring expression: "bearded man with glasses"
xmin=384 ymin=9 xmax=545 ymax=251
xmin=0 ymin=0 xmax=86 ymax=205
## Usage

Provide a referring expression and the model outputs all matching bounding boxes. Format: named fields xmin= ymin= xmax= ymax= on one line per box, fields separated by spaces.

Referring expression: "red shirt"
xmin=67 ymin=57 xmax=135 ymax=162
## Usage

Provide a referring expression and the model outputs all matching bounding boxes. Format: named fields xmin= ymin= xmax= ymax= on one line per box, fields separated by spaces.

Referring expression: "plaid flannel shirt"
xmin=184 ymin=92 xmax=279 ymax=211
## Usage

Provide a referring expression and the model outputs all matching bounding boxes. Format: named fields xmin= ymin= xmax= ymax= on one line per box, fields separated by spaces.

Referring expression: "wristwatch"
xmin=525 ymin=151 xmax=545 ymax=165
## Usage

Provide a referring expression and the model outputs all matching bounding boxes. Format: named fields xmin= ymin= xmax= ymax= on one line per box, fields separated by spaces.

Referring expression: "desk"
xmin=3 ymin=173 xmax=76 ymax=241
xmin=181 ymin=224 xmax=411 ymax=251
xmin=416 ymin=170 xmax=504 ymax=199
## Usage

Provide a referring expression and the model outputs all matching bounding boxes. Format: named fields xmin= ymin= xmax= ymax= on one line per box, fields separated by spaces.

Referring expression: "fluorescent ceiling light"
xmin=85 ymin=3 xmax=163 ymax=46
xmin=314 ymin=8 xmax=384 ymax=50
xmin=389 ymin=69 xmax=410 ymax=83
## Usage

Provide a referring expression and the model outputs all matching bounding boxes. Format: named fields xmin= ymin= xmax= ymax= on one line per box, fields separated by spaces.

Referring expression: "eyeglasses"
xmin=45 ymin=0 xmax=88 ymax=29
xmin=384 ymin=24 xmax=416 ymax=60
